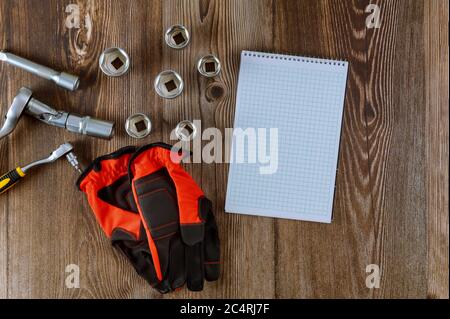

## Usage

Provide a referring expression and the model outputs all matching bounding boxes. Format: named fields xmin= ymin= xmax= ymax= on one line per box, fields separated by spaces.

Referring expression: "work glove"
xmin=77 ymin=143 xmax=220 ymax=293
xmin=128 ymin=143 xmax=220 ymax=292
xmin=77 ymin=146 xmax=165 ymax=290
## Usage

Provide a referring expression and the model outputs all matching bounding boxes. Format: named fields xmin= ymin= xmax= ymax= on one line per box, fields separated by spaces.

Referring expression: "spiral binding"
xmin=242 ymin=50 xmax=347 ymax=67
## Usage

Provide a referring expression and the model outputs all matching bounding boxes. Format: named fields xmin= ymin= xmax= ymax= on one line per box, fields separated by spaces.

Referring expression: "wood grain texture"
xmin=424 ymin=0 xmax=449 ymax=299
xmin=273 ymin=0 xmax=374 ymax=298
xmin=0 ymin=0 xmax=448 ymax=298
xmin=0 ymin=0 xmax=8 ymax=299
xmin=160 ymin=0 xmax=275 ymax=299
xmin=366 ymin=0 xmax=428 ymax=298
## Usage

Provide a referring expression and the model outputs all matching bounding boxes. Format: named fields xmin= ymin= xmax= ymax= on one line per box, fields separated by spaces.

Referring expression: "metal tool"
xmin=65 ymin=151 xmax=83 ymax=174
xmin=125 ymin=113 xmax=152 ymax=139
xmin=165 ymin=25 xmax=190 ymax=49
xmin=197 ymin=54 xmax=221 ymax=77
xmin=0 ymin=87 xmax=115 ymax=140
xmin=0 ymin=51 xmax=80 ymax=91
xmin=0 ymin=142 xmax=75 ymax=194
xmin=154 ymin=70 xmax=184 ymax=99
xmin=99 ymin=47 xmax=130 ymax=77
xmin=175 ymin=120 xmax=197 ymax=141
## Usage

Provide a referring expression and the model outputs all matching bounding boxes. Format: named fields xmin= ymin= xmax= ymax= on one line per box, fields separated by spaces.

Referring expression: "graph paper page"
xmin=225 ymin=51 xmax=348 ymax=223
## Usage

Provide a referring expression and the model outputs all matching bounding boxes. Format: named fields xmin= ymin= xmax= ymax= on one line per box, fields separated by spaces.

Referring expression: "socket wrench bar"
xmin=0 ymin=51 xmax=80 ymax=91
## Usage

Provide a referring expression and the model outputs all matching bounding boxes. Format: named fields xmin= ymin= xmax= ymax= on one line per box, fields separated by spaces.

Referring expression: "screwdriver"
xmin=0 ymin=143 xmax=79 ymax=194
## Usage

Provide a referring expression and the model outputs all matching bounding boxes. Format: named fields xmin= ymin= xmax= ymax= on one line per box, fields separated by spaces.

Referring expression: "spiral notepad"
xmin=225 ymin=51 xmax=349 ymax=223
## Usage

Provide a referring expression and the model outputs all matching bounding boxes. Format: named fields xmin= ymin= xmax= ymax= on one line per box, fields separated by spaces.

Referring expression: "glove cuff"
xmin=77 ymin=146 xmax=137 ymax=191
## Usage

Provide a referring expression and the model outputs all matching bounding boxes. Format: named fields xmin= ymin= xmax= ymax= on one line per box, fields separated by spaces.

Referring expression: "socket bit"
xmin=66 ymin=151 xmax=83 ymax=174
xmin=0 ymin=51 xmax=80 ymax=91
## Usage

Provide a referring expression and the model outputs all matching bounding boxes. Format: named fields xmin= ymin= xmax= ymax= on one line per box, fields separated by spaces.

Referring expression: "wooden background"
xmin=0 ymin=0 xmax=448 ymax=299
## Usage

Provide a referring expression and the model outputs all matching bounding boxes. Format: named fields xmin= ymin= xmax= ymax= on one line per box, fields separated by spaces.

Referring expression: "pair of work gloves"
xmin=77 ymin=143 xmax=220 ymax=293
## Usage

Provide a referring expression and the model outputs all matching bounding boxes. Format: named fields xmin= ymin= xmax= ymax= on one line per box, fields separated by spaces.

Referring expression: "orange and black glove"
xmin=77 ymin=143 xmax=220 ymax=293
xmin=128 ymin=143 xmax=220 ymax=292
xmin=77 ymin=146 xmax=167 ymax=291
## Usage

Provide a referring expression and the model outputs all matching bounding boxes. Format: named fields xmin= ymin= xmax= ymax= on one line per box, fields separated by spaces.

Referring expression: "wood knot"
xmin=205 ymin=83 xmax=226 ymax=102
xmin=365 ymin=104 xmax=376 ymax=121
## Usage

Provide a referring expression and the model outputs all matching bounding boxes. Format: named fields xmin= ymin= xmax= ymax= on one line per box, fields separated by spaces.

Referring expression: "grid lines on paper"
xmin=226 ymin=53 xmax=347 ymax=220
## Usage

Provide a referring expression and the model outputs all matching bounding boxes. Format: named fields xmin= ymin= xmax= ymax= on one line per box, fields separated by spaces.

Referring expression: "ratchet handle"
xmin=0 ymin=167 xmax=25 ymax=194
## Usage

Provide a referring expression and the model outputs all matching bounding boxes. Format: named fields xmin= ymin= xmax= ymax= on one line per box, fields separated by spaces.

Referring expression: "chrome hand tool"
xmin=0 ymin=87 xmax=115 ymax=140
xmin=0 ymin=51 xmax=79 ymax=91
xmin=0 ymin=142 xmax=78 ymax=194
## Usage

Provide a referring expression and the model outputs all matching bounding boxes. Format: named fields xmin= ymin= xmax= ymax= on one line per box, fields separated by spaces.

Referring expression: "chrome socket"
xmin=154 ymin=70 xmax=184 ymax=99
xmin=197 ymin=54 xmax=221 ymax=77
xmin=99 ymin=47 xmax=130 ymax=77
xmin=125 ymin=113 xmax=152 ymax=139
xmin=164 ymin=25 xmax=190 ymax=49
xmin=65 ymin=114 xmax=115 ymax=139
xmin=175 ymin=120 xmax=197 ymax=141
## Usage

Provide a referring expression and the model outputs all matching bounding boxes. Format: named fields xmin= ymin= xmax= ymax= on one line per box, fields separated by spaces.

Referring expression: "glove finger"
xmin=168 ymin=235 xmax=186 ymax=290
xmin=185 ymin=242 xmax=204 ymax=291
xmin=112 ymin=229 xmax=166 ymax=292
xmin=133 ymin=169 xmax=180 ymax=281
xmin=200 ymin=198 xmax=220 ymax=281
xmin=136 ymin=226 xmax=172 ymax=294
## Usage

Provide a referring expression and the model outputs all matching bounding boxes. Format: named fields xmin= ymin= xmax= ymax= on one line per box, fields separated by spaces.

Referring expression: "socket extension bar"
xmin=0 ymin=51 xmax=79 ymax=91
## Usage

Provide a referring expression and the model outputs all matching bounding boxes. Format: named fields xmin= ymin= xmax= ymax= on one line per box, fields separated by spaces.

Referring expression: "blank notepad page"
xmin=225 ymin=51 xmax=348 ymax=223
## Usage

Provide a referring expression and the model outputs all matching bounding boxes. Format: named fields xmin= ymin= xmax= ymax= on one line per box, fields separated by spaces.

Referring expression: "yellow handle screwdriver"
xmin=0 ymin=142 xmax=76 ymax=194
xmin=0 ymin=167 xmax=26 ymax=194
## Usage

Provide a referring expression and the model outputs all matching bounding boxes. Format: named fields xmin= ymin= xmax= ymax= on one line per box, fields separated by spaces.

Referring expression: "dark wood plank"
xmin=71 ymin=0 xmax=165 ymax=299
xmin=366 ymin=0 xmax=427 ymax=298
xmin=3 ymin=0 xmax=164 ymax=298
xmin=3 ymin=0 xmax=98 ymax=298
xmin=273 ymin=0 xmax=373 ymax=298
xmin=5 ymin=0 xmax=67 ymax=298
xmin=69 ymin=0 xmax=164 ymax=298
xmin=424 ymin=0 xmax=449 ymax=299
xmin=161 ymin=0 xmax=275 ymax=298
xmin=0 ymin=0 xmax=8 ymax=299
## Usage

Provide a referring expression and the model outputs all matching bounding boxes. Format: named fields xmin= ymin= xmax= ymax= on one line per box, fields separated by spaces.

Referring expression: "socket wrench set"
xmin=0 ymin=23 xmax=221 ymax=193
